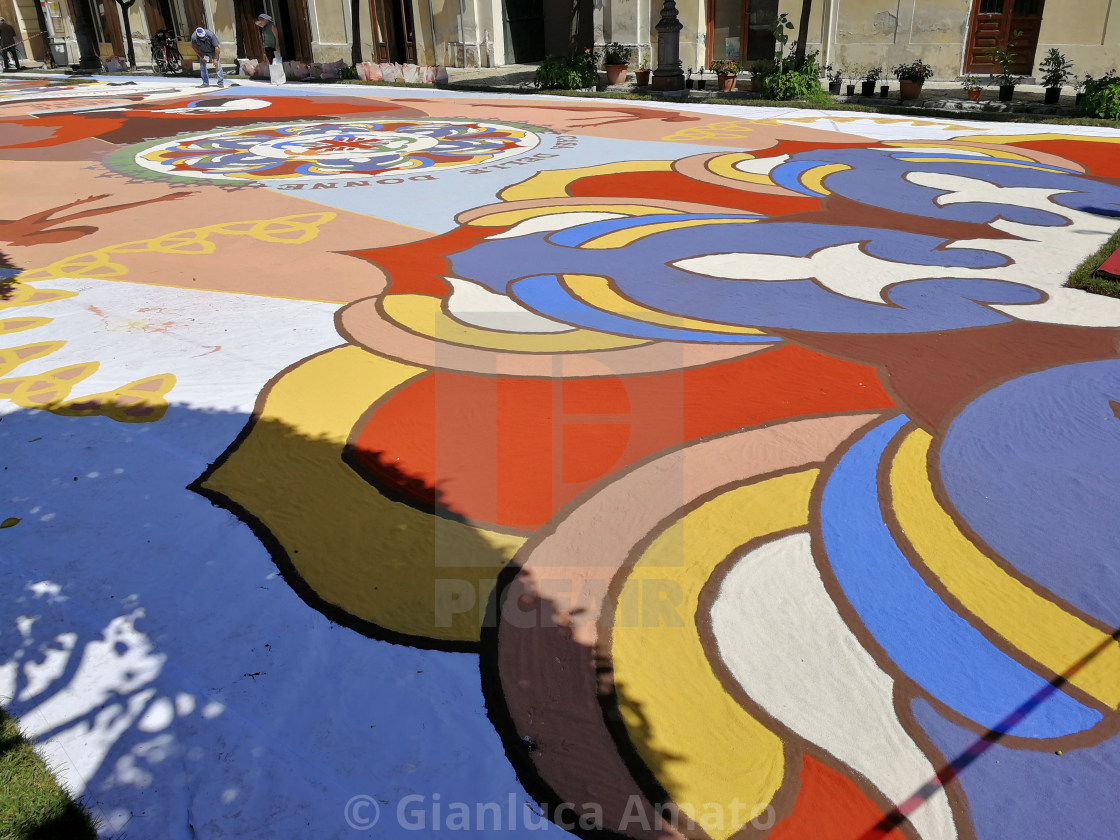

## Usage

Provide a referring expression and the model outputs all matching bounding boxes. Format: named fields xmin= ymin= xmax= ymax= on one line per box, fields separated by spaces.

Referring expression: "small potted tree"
xmin=635 ymin=57 xmax=650 ymax=87
xmin=601 ymin=42 xmax=631 ymax=86
xmin=987 ymin=32 xmax=1020 ymax=101
xmin=1074 ymin=73 xmax=1090 ymax=105
xmin=860 ymin=65 xmax=881 ymax=97
xmin=892 ymin=59 xmax=933 ymax=100
xmin=825 ymin=63 xmax=842 ymax=95
xmin=710 ymin=58 xmax=740 ymax=92
xmin=962 ymin=75 xmax=983 ymax=102
xmin=749 ymin=59 xmax=771 ymax=92
xmin=1038 ymin=48 xmax=1073 ymax=104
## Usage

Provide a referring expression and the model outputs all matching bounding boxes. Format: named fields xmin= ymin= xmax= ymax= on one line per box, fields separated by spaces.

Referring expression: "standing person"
xmin=190 ymin=26 xmax=224 ymax=88
xmin=0 ymin=17 xmax=21 ymax=72
xmin=255 ymin=14 xmax=278 ymax=64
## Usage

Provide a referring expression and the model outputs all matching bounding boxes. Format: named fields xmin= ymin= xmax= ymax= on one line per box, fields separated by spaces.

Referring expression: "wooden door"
xmin=369 ymin=0 xmax=414 ymax=63
xmin=369 ymin=0 xmax=389 ymax=61
xmin=285 ymin=0 xmax=312 ymax=62
xmin=504 ymin=0 xmax=544 ymax=63
xmin=233 ymin=0 xmax=262 ymax=60
xmin=966 ymin=0 xmax=1046 ymax=75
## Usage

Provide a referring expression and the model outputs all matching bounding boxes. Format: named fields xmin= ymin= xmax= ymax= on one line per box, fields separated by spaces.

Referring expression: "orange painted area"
xmin=568 ymin=170 xmax=822 ymax=216
xmin=351 ymin=345 xmax=893 ymax=529
xmin=769 ymin=755 xmax=905 ymax=840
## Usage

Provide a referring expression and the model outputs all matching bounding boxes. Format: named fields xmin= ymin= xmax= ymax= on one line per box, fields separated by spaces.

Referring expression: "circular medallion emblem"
xmin=132 ymin=119 xmax=541 ymax=181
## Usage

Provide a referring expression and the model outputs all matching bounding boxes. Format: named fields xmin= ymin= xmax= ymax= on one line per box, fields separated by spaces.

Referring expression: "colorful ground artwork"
xmin=2 ymin=75 xmax=1120 ymax=839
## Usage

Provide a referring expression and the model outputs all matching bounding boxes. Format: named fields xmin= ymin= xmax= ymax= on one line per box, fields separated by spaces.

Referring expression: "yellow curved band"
xmin=611 ymin=469 xmax=818 ymax=840
xmin=890 ymin=428 xmax=1120 ymax=709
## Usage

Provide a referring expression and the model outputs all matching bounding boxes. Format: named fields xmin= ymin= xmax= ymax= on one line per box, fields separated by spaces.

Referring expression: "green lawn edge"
xmin=1066 ymin=226 xmax=1120 ymax=299
xmin=0 ymin=707 xmax=97 ymax=840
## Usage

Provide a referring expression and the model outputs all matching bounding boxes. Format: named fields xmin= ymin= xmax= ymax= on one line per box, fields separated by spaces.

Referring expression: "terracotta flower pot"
xmin=717 ymin=73 xmax=737 ymax=92
xmin=605 ymin=64 xmax=627 ymax=86
xmin=1044 ymin=86 xmax=1061 ymax=104
xmin=634 ymin=69 xmax=650 ymax=86
xmin=899 ymin=79 xmax=923 ymax=100
xmin=967 ymin=88 xmax=981 ymax=102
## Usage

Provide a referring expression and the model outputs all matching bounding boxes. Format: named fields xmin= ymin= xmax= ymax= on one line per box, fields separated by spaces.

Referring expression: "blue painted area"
xmin=510 ymin=275 xmax=773 ymax=343
xmin=449 ymin=220 xmax=1041 ymax=334
xmin=0 ymin=404 xmax=564 ymax=838
xmin=819 ymin=416 xmax=1103 ymax=738
xmin=911 ymin=699 xmax=1120 ymax=840
xmin=773 ymin=147 xmax=1120 ymax=227
xmin=769 ymin=159 xmax=832 ymax=195
xmin=939 ymin=359 xmax=1120 ymax=629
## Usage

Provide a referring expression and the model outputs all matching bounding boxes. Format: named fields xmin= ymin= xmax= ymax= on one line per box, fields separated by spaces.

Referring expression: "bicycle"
xmin=150 ymin=29 xmax=183 ymax=75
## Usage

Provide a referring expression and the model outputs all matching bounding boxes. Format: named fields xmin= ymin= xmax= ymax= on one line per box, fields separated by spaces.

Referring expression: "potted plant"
xmin=962 ymin=75 xmax=982 ymax=102
xmin=1074 ymin=73 xmax=1090 ymax=105
xmin=710 ymin=58 xmax=740 ymax=91
xmin=1038 ymin=47 xmax=1072 ymax=104
xmin=748 ymin=59 xmax=771 ymax=92
xmin=635 ymin=58 xmax=650 ymax=87
xmin=824 ymin=63 xmax=842 ymax=95
xmin=860 ymin=65 xmax=881 ymax=97
xmin=601 ymin=41 xmax=631 ymax=86
xmin=892 ymin=59 xmax=933 ymax=100
xmin=987 ymin=32 xmax=1021 ymax=101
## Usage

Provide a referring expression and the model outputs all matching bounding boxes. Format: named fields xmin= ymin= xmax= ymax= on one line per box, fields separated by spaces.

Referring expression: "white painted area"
xmin=444 ymin=277 xmax=575 ymax=333
xmin=484 ymin=211 xmax=626 ymax=241
xmin=733 ymin=154 xmax=789 ymax=174
xmin=150 ymin=98 xmax=273 ymax=114
xmin=710 ymin=533 xmax=959 ymax=840
xmin=0 ymin=277 xmax=341 ymax=417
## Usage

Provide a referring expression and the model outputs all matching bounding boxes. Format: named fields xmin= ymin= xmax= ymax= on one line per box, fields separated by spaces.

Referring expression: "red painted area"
xmin=1004 ymin=138 xmax=1120 ymax=179
xmin=1 ymin=96 xmax=404 ymax=149
xmin=769 ymin=755 xmax=905 ymax=840
xmin=569 ymin=170 xmax=822 ymax=216
xmin=348 ymin=224 xmax=495 ymax=297
xmin=351 ymin=345 xmax=893 ymax=529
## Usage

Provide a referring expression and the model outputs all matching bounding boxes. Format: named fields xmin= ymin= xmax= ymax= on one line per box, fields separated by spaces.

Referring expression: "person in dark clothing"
xmin=255 ymin=14 xmax=278 ymax=63
xmin=0 ymin=17 xmax=22 ymax=72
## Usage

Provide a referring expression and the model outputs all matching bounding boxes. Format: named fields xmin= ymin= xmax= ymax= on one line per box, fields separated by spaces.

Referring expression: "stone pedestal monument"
xmin=652 ymin=0 xmax=685 ymax=91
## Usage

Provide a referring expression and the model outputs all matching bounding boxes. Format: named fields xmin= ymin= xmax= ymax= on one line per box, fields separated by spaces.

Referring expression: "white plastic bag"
xmin=269 ymin=57 xmax=286 ymax=86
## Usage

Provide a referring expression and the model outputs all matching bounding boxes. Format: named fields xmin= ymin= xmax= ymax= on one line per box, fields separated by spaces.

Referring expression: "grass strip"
xmin=0 ymin=708 xmax=97 ymax=840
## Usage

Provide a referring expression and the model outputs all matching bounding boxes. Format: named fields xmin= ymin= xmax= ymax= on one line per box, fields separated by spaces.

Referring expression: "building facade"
xmin=5 ymin=0 xmax=1119 ymax=80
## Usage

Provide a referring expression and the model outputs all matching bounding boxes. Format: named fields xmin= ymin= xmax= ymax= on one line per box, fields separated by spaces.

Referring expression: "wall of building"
xmin=821 ymin=0 xmax=968 ymax=80
xmin=1037 ymin=0 xmax=1120 ymax=78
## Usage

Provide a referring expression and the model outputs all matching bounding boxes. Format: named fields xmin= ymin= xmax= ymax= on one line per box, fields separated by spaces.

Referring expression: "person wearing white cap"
xmin=255 ymin=14 xmax=278 ymax=64
xmin=190 ymin=25 xmax=224 ymax=87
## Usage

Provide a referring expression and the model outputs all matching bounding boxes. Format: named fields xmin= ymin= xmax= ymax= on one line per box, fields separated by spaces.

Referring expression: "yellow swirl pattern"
xmin=17 ymin=214 xmax=336 ymax=284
